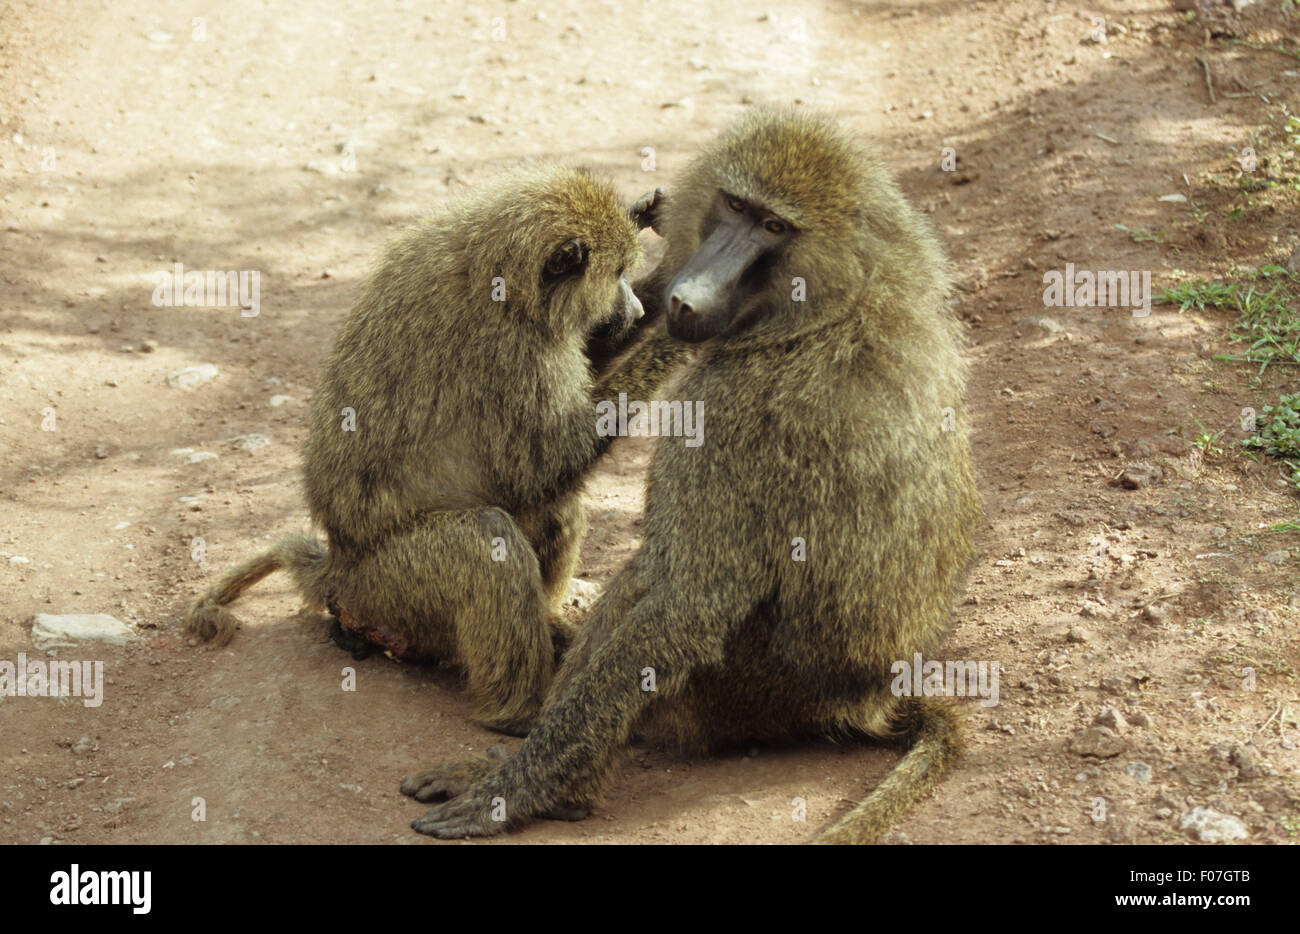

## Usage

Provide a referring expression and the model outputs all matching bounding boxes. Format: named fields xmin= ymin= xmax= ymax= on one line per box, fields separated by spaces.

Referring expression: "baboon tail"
xmin=815 ymin=698 xmax=961 ymax=845
xmin=184 ymin=533 xmax=328 ymax=646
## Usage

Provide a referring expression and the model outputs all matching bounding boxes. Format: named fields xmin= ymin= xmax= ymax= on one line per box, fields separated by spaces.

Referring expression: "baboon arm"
xmin=591 ymin=336 xmax=691 ymax=456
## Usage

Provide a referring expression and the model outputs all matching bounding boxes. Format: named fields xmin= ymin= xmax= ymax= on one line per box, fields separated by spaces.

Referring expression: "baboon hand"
xmin=630 ymin=188 xmax=667 ymax=233
xmin=400 ymin=747 xmax=507 ymax=803
xmin=410 ymin=783 xmax=510 ymax=839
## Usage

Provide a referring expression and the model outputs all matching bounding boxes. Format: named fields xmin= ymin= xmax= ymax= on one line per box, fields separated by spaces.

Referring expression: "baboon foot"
xmin=410 ymin=788 xmax=505 ymax=839
xmin=327 ymin=617 xmax=380 ymax=660
xmin=401 ymin=747 xmax=507 ymax=803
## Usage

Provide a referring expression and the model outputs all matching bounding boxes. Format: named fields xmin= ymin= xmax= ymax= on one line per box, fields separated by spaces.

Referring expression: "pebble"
xmin=31 ymin=613 xmax=133 ymax=649
xmin=166 ymin=364 xmax=219 ymax=390
xmin=1230 ymin=744 xmax=1257 ymax=780
xmin=1019 ymin=316 xmax=1064 ymax=334
xmin=1069 ymin=726 xmax=1125 ymax=758
xmin=1125 ymin=761 xmax=1152 ymax=783
xmin=230 ymin=433 xmax=271 ymax=451
xmin=1142 ymin=602 xmax=1172 ymax=623
xmin=268 ymin=395 xmax=292 ymax=407
xmin=1120 ymin=463 xmax=1162 ymax=489
xmin=1092 ymin=706 xmax=1127 ymax=733
xmin=184 ymin=451 xmax=218 ymax=464
xmin=71 ymin=736 xmax=95 ymax=755
xmin=1067 ymin=626 xmax=1091 ymax=644
xmin=1179 ymin=806 xmax=1248 ymax=843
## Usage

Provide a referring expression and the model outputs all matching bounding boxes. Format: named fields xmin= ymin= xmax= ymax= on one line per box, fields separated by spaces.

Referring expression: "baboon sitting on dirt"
xmin=402 ymin=108 xmax=982 ymax=843
xmin=186 ymin=165 xmax=687 ymax=735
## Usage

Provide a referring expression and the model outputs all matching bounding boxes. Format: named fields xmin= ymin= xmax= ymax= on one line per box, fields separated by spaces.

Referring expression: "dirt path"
xmin=1 ymin=0 xmax=1297 ymax=844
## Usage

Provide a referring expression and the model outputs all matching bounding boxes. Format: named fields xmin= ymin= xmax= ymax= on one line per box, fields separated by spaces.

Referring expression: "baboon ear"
xmin=543 ymin=238 xmax=589 ymax=282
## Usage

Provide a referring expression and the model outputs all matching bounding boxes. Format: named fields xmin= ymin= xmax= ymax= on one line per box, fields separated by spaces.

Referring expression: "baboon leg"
xmin=345 ymin=509 xmax=556 ymax=736
xmin=534 ymin=564 xmax=650 ymax=813
xmin=515 ymin=492 xmax=587 ymax=653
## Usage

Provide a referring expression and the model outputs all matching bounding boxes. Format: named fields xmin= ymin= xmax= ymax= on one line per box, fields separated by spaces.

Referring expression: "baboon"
xmin=185 ymin=165 xmax=687 ymax=735
xmin=402 ymin=108 xmax=982 ymax=843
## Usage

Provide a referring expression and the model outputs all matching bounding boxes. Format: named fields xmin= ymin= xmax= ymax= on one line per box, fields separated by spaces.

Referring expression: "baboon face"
xmin=545 ymin=236 xmax=644 ymax=349
xmin=664 ymin=190 xmax=794 ymax=342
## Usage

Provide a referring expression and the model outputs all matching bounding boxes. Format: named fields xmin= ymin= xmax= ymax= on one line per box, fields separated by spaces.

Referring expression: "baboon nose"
xmin=670 ymin=294 xmax=695 ymax=321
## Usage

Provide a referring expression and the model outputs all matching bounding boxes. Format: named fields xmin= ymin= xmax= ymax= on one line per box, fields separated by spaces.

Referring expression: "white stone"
xmin=32 ymin=613 xmax=134 ymax=649
xmin=166 ymin=364 xmax=219 ymax=390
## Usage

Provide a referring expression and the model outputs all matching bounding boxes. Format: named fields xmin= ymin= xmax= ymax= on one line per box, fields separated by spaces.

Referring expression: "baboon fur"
xmin=185 ymin=164 xmax=688 ymax=735
xmin=403 ymin=108 xmax=982 ymax=843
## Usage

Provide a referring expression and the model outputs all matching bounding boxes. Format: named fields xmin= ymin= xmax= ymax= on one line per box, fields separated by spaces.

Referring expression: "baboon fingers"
xmin=399 ymin=752 xmax=503 ymax=802
xmin=410 ymin=791 xmax=504 ymax=839
xmin=630 ymin=187 xmax=667 ymax=233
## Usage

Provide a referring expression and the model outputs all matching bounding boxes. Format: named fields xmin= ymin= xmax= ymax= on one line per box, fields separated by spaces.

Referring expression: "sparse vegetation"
xmin=1156 ymin=267 xmax=1300 ymax=374
xmin=1243 ymin=392 xmax=1300 ymax=491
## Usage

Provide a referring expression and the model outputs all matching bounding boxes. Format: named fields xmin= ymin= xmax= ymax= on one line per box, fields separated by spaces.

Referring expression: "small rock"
xmin=1120 ymin=463 xmax=1162 ymax=489
xmin=1093 ymin=706 xmax=1128 ymax=733
xmin=1288 ymin=244 xmax=1300 ymax=275
xmin=1069 ymin=726 xmax=1125 ymax=758
xmin=145 ymin=30 xmax=174 ymax=43
xmin=1179 ymin=806 xmax=1248 ymax=843
xmin=31 ymin=613 xmax=133 ymax=649
xmin=230 ymin=433 xmax=271 ymax=452
xmin=93 ymin=447 xmax=108 ymax=459
xmin=1128 ymin=710 xmax=1153 ymax=729
xmin=1125 ymin=761 xmax=1152 ymax=783
xmin=1142 ymin=602 xmax=1172 ymax=623
xmin=1019 ymin=316 xmax=1064 ymax=334
xmin=268 ymin=395 xmax=292 ymax=407
xmin=166 ymin=364 xmax=219 ymax=390
xmin=1067 ymin=626 xmax=1091 ymax=644
xmin=1100 ymin=677 xmax=1129 ymax=695
xmin=184 ymin=451 xmax=218 ymax=464
xmin=1157 ymin=193 xmax=1188 ymax=203
xmin=140 ymin=339 xmax=158 ymax=353
xmin=70 ymin=736 xmax=95 ymax=755
xmin=1230 ymin=744 xmax=1257 ymax=780
xmin=1262 ymin=549 xmax=1290 ymax=565
xmin=9 ymin=555 xmax=30 ymax=566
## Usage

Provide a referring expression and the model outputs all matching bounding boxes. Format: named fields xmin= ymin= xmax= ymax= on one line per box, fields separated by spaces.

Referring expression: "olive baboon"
xmin=185 ymin=165 xmax=687 ymax=735
xmin=402 ymin=108 xmax=982 ymax=843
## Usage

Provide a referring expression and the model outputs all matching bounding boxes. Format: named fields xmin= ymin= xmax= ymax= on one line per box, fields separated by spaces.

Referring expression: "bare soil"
xmin=1 ymin=0 xmax=1297 ymax=845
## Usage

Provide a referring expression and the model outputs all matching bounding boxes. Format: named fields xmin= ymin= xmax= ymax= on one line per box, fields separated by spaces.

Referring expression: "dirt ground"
xmin=1 ymin=0 xmax=1298 ymax=845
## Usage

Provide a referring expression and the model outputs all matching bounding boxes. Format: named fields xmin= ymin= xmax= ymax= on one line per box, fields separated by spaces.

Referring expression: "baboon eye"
xmin=544 ymin=239 xmax=589 ymax=281
xmin=726 ymin=196 xmax=745 ymax=213
xmin=764 ymin=219 xmax=787 ymax=234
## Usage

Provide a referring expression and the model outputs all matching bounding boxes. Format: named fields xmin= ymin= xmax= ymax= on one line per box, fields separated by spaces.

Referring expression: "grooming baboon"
xmin=185 ymin=165 xmax=687 ymax=735
xmin=402 ymin=108 xmax=982 ymax=843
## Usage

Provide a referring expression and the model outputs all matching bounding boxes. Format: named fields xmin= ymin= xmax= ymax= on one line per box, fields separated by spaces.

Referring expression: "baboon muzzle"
xmin=665 ymin=219 xmax=765 ymax=342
